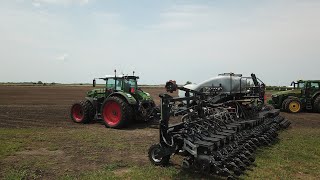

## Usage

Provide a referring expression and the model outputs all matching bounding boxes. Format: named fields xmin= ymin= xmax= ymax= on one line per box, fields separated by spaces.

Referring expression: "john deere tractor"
xmin=269 ymin=80 xmax=320 ymax=113
xmin=70 ymin=71 xmax=158 ymax=128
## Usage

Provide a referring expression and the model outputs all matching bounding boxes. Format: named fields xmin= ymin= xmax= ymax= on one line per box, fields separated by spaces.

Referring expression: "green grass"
xmin=243 ymin=128 xmax=320 ymax=179
xmin=0 ymin=126 xmax=319 ymax=179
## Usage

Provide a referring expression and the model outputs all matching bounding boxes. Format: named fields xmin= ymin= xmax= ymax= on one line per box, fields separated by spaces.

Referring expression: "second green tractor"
xmin=269 ymin=80 xmax=320 ymax=113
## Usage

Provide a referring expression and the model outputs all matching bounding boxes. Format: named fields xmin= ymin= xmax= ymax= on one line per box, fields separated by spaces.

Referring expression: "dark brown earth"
xmin=0 ymin=85 xmax=319 ymax=179
xmin=0 ymin=86 xmax=170 ymax=128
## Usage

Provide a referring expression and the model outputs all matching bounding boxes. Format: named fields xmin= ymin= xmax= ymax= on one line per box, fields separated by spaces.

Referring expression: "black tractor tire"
xmin=285 ymin=99 xmax=302 ymax=113
xmin=148 ymin=144 xmax=170 ymax=166
xmin=101 ymin=96 xmax=132 ymax=128
xmin=70 ymin=100 xmax=94 ymax=123
xmin=281 ymin=99 xmax=290 ymax=111
xmin=313 ymin=96 xmax=320 ymax=113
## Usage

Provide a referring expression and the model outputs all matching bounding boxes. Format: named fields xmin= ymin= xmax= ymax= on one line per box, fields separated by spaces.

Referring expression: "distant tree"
xmin=185 ymin=81 xmax=192 ymax=85
xmin=37 ymin=81 xmax=43 ymax=84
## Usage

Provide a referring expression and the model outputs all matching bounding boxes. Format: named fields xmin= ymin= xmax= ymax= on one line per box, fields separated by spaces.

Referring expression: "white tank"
xmin=179 ymin=73 xmax=250 ymax=98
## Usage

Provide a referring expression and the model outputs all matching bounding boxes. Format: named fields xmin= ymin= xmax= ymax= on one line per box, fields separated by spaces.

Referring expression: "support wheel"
xmin=285 ymin=99 xmax=301 ymax=113
xmin=313 ymin=96 xmax=320 ymax=113
xmin=148 ymin=144 xmax=170 ymax=166
xmin=70 ymin=100 xmax=94 ymax=123
xmin=101 ymin=96 xmax=132 ymax=128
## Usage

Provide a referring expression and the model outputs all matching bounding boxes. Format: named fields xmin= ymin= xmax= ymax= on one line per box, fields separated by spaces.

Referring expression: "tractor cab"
xmin=104 ymin=75 xmax=139 ymax=94
xmin=91 ymin=75 xmax=139 ymax=97
xmin=291 ymin=80 xmax=320 ymax=97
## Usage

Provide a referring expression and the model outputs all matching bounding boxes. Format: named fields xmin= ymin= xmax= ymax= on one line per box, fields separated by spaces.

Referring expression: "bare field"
xmin=0 ymin=86 xmax=320 ymax=179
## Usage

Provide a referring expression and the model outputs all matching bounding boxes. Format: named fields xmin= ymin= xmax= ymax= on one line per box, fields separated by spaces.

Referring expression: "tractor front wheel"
xmin=281 ymin=99 xmax=290 ymax=111
xmin=285 ymin=99 xmax=302 ymax=113
xmin=313 ymin=96 xmax=320 ymax=113
xmin=101 ymin=96 xmax=132 ymax=128
xmin=70 ymin=100 xmax=94 ymax=123
xmin=148 ymin=144 xmax=170 ymax=166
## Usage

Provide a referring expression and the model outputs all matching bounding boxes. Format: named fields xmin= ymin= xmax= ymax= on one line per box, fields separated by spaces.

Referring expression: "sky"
xmin=0 ymin=0 xmax=319 ymax=85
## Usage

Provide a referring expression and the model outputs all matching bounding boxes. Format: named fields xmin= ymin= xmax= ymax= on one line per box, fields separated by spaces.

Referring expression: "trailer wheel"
xmin=285 ymin=99 xmax=301 ymax=113
xmin=148 ymin=144 xmax=170 ymax=166
xmin=101 ymin=96 xmax=132 ymax=128
xmin=70 ymin=100 xmax=94 ymax=123
xmin=313 ymin=96 xmax=320 ymax=113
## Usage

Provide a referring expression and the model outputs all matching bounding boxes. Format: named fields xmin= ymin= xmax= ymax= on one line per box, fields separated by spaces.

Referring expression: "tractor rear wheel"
xmin=285 ymin=99 xmax=302 ymax=113
xmin=70 ymin=100 xmax=94 ymax=123
xmin=101 ymin=96 xmax=132 ymax=128
xmin=148 ymin=144 xmax=170 ymax=166
xmin=313 ymin=96 xmax=320 ymax=113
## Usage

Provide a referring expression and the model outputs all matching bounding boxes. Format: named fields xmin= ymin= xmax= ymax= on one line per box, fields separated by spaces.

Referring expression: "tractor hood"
xmin=135 ymin=90 xmax=153 ymax=101
xmin=87 ymin=89 xmax=104 ymax=98
xmin=272 ymin=89 xmax=301 ymax=97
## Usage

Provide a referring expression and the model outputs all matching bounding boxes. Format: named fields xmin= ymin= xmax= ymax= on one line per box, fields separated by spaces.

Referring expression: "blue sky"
xmin=0 ymin=0 xmax=319 ymax=85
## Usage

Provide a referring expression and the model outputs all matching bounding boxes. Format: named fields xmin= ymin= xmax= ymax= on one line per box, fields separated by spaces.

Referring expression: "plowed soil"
xmin=0 ymin=86 xmax=168 ymax=128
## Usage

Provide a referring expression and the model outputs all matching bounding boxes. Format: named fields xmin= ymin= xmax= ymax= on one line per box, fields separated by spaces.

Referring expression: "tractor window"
xmin=311 ymin=82 xmax=319 ymax=89
xmin=116 ymin=79 xmax=123 ymax=90
xmin=298 ymin=82 xmax=305 ymax=89
xmin=107 ymin=79 xmax=115 ymax=89
xmin=124 ymin=79 xmax=137 ymax=92
xmin=107 ymin=79 xmax=123 ymax=90
xmin=128 ymin=79 xmax=137 ymax=88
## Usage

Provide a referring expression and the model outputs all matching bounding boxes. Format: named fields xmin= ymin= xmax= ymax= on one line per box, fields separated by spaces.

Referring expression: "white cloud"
xmin=32 ymin=2 xmax=41 ymax=8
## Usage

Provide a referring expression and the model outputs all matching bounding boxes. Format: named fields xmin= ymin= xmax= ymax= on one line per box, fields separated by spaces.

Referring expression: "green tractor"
xmin=70 ymin=71 xmax=159 ymax=128
xmin=269 ymin=80 xmax=320 ymax=113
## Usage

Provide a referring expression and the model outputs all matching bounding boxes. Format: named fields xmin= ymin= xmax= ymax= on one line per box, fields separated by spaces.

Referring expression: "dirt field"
xmin=0 ymin=86 xmax=167 ymax=128
xmin=0 ymin=86 xmax=319 ymax=179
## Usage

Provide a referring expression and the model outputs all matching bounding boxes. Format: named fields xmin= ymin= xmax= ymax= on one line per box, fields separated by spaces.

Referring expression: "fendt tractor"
xmin=269 ymin=80 xmax=320 ymax=113
xmin=148 ymin=73 xmax=290 ymax=179
xmin=70 ymin=71 xmax=159 ymax=128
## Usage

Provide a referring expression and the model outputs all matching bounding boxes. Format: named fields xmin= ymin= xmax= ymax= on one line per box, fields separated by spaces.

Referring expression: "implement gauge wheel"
xmin=285 ymin=99 xmax=302 ymax=113
xmin=148 ymin=144 xmax=170 ymax=166
xmin=101 ymin=96 xmax=132 ymax=128
xmin=70 ymin=100 xmax=94 ymax=123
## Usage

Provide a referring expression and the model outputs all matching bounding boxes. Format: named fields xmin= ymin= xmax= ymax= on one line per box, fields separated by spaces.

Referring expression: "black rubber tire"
xmin=101 ymin=96 xmax=132 ymax=128
xmin=285 ymin=99 xmax=302 ymax=113
xmin=148 ymin=144 xmax=170 ymax=166
xmin=313 ymin=96 xmax=320 ymax=113
xmin=70 ymin=100 xmax=94 ymax=123
xmin=281 ymin=99 xmax=290 ymax=111
xmin=284 ymin=99 xmax=292 ymax=112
